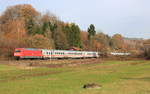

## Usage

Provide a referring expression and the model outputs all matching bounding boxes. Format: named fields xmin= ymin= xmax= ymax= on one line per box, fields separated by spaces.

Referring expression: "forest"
xmin=0 ymin=4 xmax=148 ymax=59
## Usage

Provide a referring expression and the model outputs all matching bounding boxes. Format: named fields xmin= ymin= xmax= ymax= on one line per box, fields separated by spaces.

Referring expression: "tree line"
xmin=0 ymin=4 xmax=144 ymax=59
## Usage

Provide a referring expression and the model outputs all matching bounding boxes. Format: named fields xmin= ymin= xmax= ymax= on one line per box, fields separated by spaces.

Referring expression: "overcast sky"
xmin=0 ymin=0 xmax=150 ymax=39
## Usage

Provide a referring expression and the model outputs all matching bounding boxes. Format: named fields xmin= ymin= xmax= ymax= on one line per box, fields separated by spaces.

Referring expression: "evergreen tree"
xmin=63 ymin=23 xmax=82 ymax=48
xmin=88 ymin=24 xmax=96 ymax=39
xmin=53 ymin=30 xmax=69 ymax=50
xmin=27 ymin=18 xmax=34 ymax=35
xmin=71 ymin=24 xmax=81 ymax=47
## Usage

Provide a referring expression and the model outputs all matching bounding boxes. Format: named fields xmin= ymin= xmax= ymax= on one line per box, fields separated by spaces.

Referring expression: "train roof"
xmin=15 ymin=48 xmax=40 ymax=51
xmin=42 ymin=49 xmax=98 ymax=53
xmin=15 ymin=48 xmax=98 ymax=53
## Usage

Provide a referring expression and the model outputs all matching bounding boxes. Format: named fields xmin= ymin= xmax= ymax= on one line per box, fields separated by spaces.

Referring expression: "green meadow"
xmin=0 ymin=60 xmax=150 ymax=94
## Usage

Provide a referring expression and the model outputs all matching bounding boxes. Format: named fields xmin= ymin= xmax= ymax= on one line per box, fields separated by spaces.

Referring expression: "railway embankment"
xmin=0 ymin=59 xmax=102 ymax=68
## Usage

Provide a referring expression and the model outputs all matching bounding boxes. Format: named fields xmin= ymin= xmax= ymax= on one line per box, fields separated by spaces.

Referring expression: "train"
xmin=110 ymin=52 xmax=131 ymax=56
xmin=14 ymin=48 xmax=99 ymax=60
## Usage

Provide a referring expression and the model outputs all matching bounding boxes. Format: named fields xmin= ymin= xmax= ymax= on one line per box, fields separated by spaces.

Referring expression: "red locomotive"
xmin=14 ymin=48 xmax=43 ymax=59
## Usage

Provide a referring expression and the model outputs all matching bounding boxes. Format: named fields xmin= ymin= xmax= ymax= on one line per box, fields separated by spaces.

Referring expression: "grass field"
xmin=0 ymin=60 xmax=150 ymax=94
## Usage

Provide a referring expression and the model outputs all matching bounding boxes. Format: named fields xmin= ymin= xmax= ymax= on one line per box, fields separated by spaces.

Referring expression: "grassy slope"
xmin=0 ymin=60 xmax=150 ymax=94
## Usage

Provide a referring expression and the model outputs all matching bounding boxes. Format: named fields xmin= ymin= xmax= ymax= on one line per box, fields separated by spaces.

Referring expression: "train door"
xmin=42 ymin=50 xmax=52 ymax=59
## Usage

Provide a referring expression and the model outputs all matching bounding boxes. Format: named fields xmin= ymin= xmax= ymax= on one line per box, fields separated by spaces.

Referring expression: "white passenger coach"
xmin=42 ymin=49 xmax=99 ymax=59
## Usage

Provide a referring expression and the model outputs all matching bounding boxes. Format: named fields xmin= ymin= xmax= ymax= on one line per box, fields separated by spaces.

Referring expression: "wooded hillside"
xmin=0 ymin=4 xmax=144 ymax=58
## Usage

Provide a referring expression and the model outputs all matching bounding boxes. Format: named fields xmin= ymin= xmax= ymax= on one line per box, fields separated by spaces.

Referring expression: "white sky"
xmin=0 ymin=0 xmax=150 ymax=39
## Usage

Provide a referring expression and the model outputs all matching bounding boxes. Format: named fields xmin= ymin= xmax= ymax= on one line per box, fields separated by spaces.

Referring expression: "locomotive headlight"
xmin=14 ymin=53 xmax=21 ymax=56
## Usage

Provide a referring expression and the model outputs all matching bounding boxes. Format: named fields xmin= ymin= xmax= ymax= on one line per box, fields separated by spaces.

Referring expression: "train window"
xmin=15 ymin=50 xmax=21 ymax=52
xmin=47 ymin=52 xmax=49 ymax=55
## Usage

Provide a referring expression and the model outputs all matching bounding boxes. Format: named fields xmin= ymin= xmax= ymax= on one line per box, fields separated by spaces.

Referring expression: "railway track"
xmin=0 ymin=58 xmax=102 ymax=68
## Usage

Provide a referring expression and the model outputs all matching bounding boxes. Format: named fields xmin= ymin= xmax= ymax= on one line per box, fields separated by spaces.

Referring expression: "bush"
xmin=143 ymin=48 xmax=150 ymax=59
xmin=26 ymin=34 xmax=55 ymax=49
